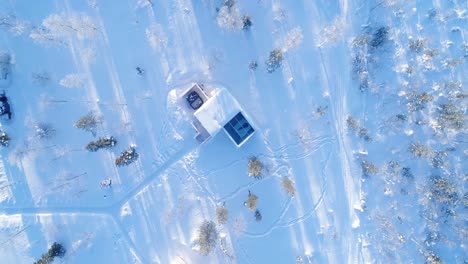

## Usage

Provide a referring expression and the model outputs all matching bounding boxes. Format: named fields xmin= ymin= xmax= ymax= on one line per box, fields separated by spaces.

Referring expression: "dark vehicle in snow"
xmin=185 ymin=90 xmax=204 ymax=110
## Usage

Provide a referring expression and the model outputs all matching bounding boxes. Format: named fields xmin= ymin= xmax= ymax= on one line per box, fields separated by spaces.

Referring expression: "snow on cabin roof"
xmin=194 ymin=88 xmax=241 ymax=137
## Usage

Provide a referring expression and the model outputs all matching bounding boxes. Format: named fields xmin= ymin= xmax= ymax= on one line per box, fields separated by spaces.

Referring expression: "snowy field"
xmin=0 ymin=0 xmax=466 ymax=263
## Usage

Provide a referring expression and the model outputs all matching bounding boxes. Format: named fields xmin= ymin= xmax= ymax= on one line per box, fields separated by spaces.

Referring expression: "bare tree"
xmin=216 ymin=206 xmax=229 ymax=225
xmin=281 ymin=176 xmax=296 ymax=196
xmin=74 ymin=112 xmax=100 ymax=136
xmin=248 ymin=156 xmax=264 ymax=179
xmin=196 ymin=220 xmax=218 ymax=256
xmin=244 ymin=191 xmax=258 ymax=211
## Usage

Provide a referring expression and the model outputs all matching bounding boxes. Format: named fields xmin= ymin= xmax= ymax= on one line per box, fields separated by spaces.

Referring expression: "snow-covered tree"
xmin=265 ymin=49 xmax=283 ymax=73
xmin=0 ymin=13 xmax=30 ymax=35
xmin=59 ymin=74 xmax=84 ymax=88
xmin=30 ymin=13 xmax=99 ymax=46
xmin=86 ymin=136 xmax=117 ymax=152
xmin=115 ymin=146 xmax=139 ymax=166
xmin=283 ymin=27 xmax=303 ymax=51
xmin=216 ymin=0 xmax=243 ymax=31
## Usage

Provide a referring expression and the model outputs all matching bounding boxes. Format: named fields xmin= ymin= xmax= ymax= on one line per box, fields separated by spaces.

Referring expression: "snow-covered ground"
xmin=0 ymin=0 xmax=466 ymax=263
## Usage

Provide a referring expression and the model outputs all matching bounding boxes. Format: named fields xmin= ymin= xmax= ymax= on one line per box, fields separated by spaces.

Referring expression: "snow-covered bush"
xmin=216 ymin=0 xmax=242 ymax=31
xmin=0 ymin=130 xmax=10 ymax=147
xmin=247 ymin=156 xmax=264 ymax=179
xmin=0 ymin=13 xmax=29 ymax=35
xmin=284 ymin=27 xmax=303 ymax=51
xmin=74 ymin=112 xmax=100 ymax=135
xmin=30 ymin=13 xmax=99 ymax=46
xmin=216 ymin=206 xmax=229 ymax=225
xmin=59 ymin=74 xmax=84 ymax=88
xmin=115 ymin=146 xmax=138 ymax=167
xmin=244 ymin=192 xmax=258 ymax=211
xmin=34 ymin=242 xmax=66 ymax=264
xmin=196 ymin=220 xmax=218 ymax=256
xmin=146 ymin=24 xmax=167 ymax=51
xmin=265 ymin=48 xmax=283 ymax=73
xmin=85 ymin=136 xmax=117 ymax=152
xmin=281 ymin=176 xmax=295 ymax=196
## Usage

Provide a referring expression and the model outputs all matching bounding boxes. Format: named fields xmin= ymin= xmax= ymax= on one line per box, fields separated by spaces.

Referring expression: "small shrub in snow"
xmin=247 ymin=156 xmax=264 ymax=179
xmin=401 ymin=167 xmax=414 ymax=180
xmin=34 ymin=242 xmax=66 ymax=264
xmin=242 ymin=15 xmax=252 ymax=30
xmin=361 ymin=160 xmax=379 ymax=177
xmin=281 ymin=176 xmax=296 ymax=196
xmin=244 ymin=191 xmax=258 ymax=211
xmin=115 ymin=146 xmax=138 ymax=166
xmin=74 ymin=112 xmax=100 ymax=135
xmin=409 ymin=142 xmax=433 ymax=158
xmin=346 ymin=116 xmax=360 ymax=131
xmin=0 ymin=130 xmax=10 ymax=147
xmin=85 ymin=136 xmax=117 ymax=152
xmin=248 ymin=60 xmax=258 ymax=70
xmin=59 ymin=73 xmax=84 ymax=88
xmin=370 ymin=26 xmax=389 ymax=49
xmin=0 ymin=52 xmax=11 ymax=80
xmin=31 ymin=71 xmax=51 ymax=86
xmin=254 ymin=209 xmax=262 ymax=222
xmin=265 ymin=49 xmax=284 ymax=73
xmin=35 ymin=123 xmax=56 ymax=139
xmin=196 ymin=220 xmax=218 ymax=256
xmin=216 ymin=206 xmax=229 ymax=225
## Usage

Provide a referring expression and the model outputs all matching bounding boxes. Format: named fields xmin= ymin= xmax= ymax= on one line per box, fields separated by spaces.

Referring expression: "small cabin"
xmin=184 ymin=85 xmax=254 ymax=147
